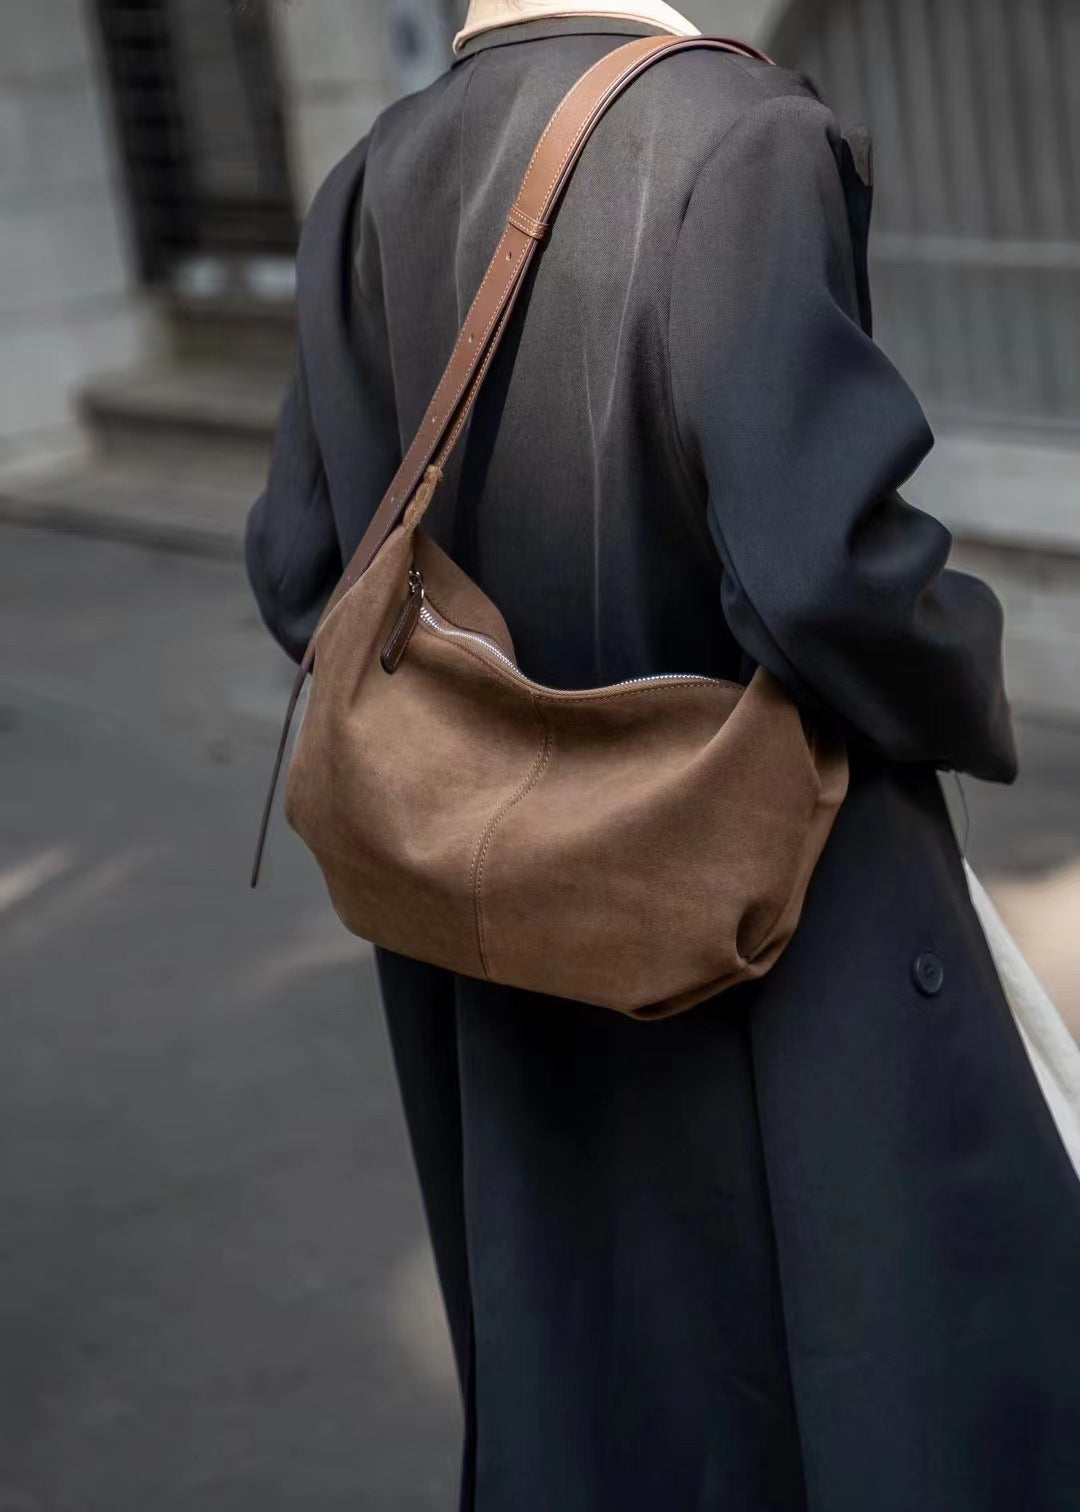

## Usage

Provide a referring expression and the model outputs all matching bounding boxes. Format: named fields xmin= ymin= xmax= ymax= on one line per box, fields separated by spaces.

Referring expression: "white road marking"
xmin=0 ymin=846 xmax=75 ymax=915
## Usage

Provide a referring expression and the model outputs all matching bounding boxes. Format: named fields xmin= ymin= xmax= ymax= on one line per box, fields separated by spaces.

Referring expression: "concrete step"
xmin=165 ymin=292 xmax=296 ymax=366
xmin=6 ymin=349 xmax=291 ymax=558
xmin=0 ymin=457 xmax=259 ymax=558
xmin=79 ymin=360 xmax=288 ymax=473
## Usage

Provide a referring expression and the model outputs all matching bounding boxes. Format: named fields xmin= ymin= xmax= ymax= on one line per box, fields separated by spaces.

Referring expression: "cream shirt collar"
xmin=453 ymin=0 xmax=699 ymax=55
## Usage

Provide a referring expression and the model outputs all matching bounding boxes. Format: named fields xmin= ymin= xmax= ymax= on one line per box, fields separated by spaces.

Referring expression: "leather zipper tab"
xmin=380 ymin=569 xmax=425 ymax=673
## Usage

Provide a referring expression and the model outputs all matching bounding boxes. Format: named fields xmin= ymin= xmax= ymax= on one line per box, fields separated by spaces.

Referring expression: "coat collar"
xmin=453 ymin=0 xmax=698 ymax=55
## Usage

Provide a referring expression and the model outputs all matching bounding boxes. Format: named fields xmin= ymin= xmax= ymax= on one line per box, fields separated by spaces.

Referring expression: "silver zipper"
xmin=418 ymin=604 xmax=728 ymax=694
xmin=419 ymin=606 xmax=518 ymax=671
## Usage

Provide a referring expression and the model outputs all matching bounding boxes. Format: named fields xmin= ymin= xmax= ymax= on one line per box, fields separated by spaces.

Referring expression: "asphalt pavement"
xmin=1 ymin=519 xmax=1078 ymax=1510
xmin=0 ymin=524 xmax=460 ymax=1512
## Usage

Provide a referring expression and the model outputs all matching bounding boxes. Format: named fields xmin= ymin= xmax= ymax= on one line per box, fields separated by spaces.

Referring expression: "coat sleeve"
xmin=246 ymin=131 xmax=398 ymax=664
xmin=668 ymin=92 xmax=1018 ymax=783
xmin=245 ymin=349 xmax=341 ymax=663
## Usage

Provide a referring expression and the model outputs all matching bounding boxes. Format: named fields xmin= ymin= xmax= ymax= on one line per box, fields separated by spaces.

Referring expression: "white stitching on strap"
xmin=508 ymin=204 xmax=549 ymax=239
xmin=425 ymin=241 xmax=527 ymax=439
xmin=389 ymin=228 xmax=526 ymax=493
xmin=437 ymin=299 xmax=515 ymax=464
xmin=387 ymin=39 xmax=759 ymax=510
xmin=517 ymin=37 xmax=656 ymax=208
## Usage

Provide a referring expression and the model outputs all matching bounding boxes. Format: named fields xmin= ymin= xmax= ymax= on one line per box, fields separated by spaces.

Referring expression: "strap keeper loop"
xmin=404 ymin=464 xmax=444 ymax=530
xmin=507 ymin=203 xmax=550 ymax=240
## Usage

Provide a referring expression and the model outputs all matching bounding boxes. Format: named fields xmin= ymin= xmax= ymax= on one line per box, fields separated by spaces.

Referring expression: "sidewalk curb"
xmin=0 ymin=491 xmax=244 ymax=561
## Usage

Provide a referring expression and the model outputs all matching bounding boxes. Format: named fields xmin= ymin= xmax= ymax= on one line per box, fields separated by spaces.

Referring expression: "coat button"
xmin=912 ymin=951 xmax=945 ymax=997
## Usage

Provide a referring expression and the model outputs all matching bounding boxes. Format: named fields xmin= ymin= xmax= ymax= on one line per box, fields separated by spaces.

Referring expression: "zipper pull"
xmin=380 ymin=568 xmax=425 ymax=673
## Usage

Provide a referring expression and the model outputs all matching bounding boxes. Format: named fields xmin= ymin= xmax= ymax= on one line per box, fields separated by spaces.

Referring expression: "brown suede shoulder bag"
xmin=253 ymin=35 xmax=849 ymax=1020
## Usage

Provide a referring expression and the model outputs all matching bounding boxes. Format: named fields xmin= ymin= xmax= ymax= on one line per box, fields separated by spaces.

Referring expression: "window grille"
xmin=771 ymin=0 xmax=1080 ymax=434
xmin=93 ymin=0 xmax=296 ymax=283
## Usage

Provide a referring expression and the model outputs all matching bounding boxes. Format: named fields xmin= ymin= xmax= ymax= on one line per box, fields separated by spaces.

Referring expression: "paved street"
xmin=0 ymin=525 xmax=460 ymax=1512
xmin=1 ymin=520 xmax=1078 ymax=1511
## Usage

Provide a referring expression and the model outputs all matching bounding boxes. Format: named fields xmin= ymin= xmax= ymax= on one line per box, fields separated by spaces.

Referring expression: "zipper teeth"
xmin=417 ymin=606 xmax=722 ymax=692
xmin=419 ymin=607 xmax=518 ymax=670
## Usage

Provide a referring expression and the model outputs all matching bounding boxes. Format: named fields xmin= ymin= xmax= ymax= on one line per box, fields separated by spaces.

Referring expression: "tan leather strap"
xmin=312 ymin=34 xmax=770 ymax=655
xmin=252 ymin=33 xmax=772 ymax=885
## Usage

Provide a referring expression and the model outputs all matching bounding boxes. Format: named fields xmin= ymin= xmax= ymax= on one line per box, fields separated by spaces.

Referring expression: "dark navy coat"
xmin=246 ymin=21 xmax=1080 ymax=1509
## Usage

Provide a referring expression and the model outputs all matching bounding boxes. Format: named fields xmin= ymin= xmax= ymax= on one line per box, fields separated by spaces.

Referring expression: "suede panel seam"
xmin=471 ymin=705 xmax=552 ymax=979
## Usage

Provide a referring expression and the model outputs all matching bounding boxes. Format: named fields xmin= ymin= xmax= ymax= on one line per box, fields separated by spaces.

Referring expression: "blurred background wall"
xmin=1 ymin=0 xmax=1076 ymax=718
xmin=0 ymin=0 xmax=155 ymax=472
